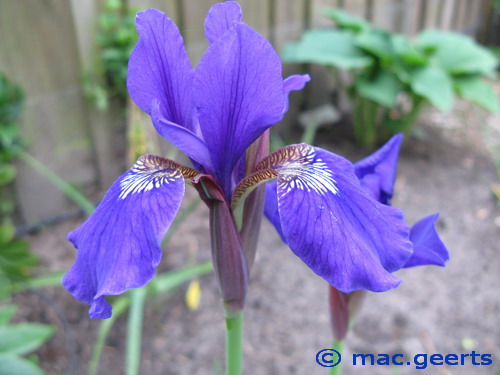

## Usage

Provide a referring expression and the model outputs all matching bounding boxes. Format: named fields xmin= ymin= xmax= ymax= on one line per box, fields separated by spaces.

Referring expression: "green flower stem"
xmin=126 ymin=288 xmax=147 ymax=375
xmin=89 ymin=296 xmax=130 ymax=375
xmin=330 ymin=339 xmax=344 ymax=375
xmin=224 ymin=307 xmax=244 ymax=375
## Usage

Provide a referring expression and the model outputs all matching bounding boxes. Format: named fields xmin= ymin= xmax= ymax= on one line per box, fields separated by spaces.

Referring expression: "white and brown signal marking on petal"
xmin=275 ymin=145 xmax=338 ymax=197
xmin=232 ymin=144 xmax=338 ymax=207
xmin=119 ymin=155 xmax=200 ymax=199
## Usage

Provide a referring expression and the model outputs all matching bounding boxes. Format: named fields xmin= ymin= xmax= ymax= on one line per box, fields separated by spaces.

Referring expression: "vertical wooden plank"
xmin=455 ymin=0 xmax=468 ymax=32
xmin=365 ymin=0 xmax=374 ymax=21
xmin=439 ymin=0 xmax=455 ymax=30
xmin=0 ymin=0 xmax=98 ymax=222
xmin=469 ymin=0 xmax=484 ymax=37
xmin=182 ymin=0 xmax=216 ymax=65
xmin=422 ymin=0 xmax=441 ymax=29
xmin=275 ymin=0 xmax=305 ymax=51
xmin=418 ymin=0 xmax=428 ymax=30
xmin=402 ymin=0 xmax=421 ymax=37
xmin=238 ymin=0 xmax=271 ymax=37
xmin=372 ymin=0 xmax=397 ymax=31
xmin=342 ymin=0 xmax=367 ymax=20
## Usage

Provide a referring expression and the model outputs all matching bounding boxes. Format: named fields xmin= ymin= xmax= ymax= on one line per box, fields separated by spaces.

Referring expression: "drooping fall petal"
xmin=63 ymin=155 xmax=194 ymax=318
xmin=234 ymin=144 xmax=413 ymax=293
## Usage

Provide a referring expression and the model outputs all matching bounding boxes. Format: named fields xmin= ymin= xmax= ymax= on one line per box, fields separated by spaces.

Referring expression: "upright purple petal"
xmin=194 ymin=23 xmax=286 ymax=198
xmin=204 ymin=1 xmax=242 ymax=44
xmin=63 ymin=155 xmax=186 ymax=318
xmin=150 ymin=101 xmax=213 ymax=171
xmin=404 ymin=213 xmax=449 ymax=268
xmin=128 ymin=9 xmax=197 ymax=132
xmin=354 ymin=134 xmax=403 ymax=205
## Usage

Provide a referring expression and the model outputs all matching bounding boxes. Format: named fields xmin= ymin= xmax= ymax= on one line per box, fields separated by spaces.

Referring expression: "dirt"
xmin=12 ymin=102 xmax=500 ymax=375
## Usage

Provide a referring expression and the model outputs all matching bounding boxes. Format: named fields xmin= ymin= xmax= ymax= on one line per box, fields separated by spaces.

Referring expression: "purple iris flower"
xmin=63 ymin=2 xmax=413 ymax=319
xmin=321 ymin=134 xmax=450 ymax=340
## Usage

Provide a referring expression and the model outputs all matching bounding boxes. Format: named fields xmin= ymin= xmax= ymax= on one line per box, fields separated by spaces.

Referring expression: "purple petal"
xmin=193 ymin=22 xmax=286 ymax=198
xmin=275 ymin=145 xmax=413 ymax=293
xmin=127 ymin=9 xmax=197 ymax=133
xmin=282 ymin=74 xmax=311 ymax=114
xmin=283 ymin=74 xmax=311 ymax=95
xmin=63 ymin=155 xmax=185 ymax=318
xmin=263 ymin=180 xmax=286 ymax=243
xmin=204 ymin=1 xmax=242 ymax=44
xmin=404 ymin=213 xmax=449 ymax=268
xmin=354 ymin=134 xmax=403 ymax=205
xmin=151 ymin=101 xmax=213 ymax=171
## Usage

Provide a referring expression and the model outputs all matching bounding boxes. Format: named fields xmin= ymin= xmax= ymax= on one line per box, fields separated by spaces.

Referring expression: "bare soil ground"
xmin=13 ymin=102 xmax=500 ymax=375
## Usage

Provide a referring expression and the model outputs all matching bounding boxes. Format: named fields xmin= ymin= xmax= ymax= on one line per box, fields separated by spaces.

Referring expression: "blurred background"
xmin=0 ymin=0 xmax=499 ymax=374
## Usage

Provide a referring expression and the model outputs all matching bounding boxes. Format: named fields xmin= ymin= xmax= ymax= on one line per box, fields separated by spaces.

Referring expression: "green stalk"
xmin=300 ymin=122 xmax=319 ymax=145
xmin=329 ymin=339 xmax=344 ymax=375
xmin=126 ymin=288 xmax=147 ymax=375
xmin=89 ymin=296 xmax=130 ymax=375
xmin=362 ymin=98 xmax=378 ymax=147
xmin=18 ymin=150 xmax=95 ymax=214
xmin=352 ymin=95 xmax=364 ymax=145
xmin=224 ymin=308 xmax=244 ymax=375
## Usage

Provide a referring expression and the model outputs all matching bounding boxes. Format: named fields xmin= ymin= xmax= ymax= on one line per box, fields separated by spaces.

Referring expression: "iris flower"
xmin=320 ymin=134 xmax=449 ymax=340
xmin=64 ymin=2 xmax=413 ymax=319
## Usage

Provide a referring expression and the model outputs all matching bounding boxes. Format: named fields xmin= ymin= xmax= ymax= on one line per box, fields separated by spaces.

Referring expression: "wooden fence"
xmin=0 ymin=0 xmax=494 ymax=224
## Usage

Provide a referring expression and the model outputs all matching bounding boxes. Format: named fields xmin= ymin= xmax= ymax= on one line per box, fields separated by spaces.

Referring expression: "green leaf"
xmin=0 ymin=324 xmax=54 ymax=355
xmin=355 ymin=71 xmax=403 ymax=107
xmin=322 ymin=8 xmax=371 ymax=32
xmin=0 ymin=165 xmax=16 ymax=185
xmin=417 ymin=30 xmax=498 ymax=76
xmin=391 ymin=35 xmax=428 ymax=66
xmin=410 ymin=66 xmax=454 ymax=112
xmin=150 ymin=262 xmax=212 ymax=295
xmin=0 ymin=355 xmax=45 ymax=375
xmin=0 ymin=306 xmax=17 ymax=325
xmin=355 ymin=30 xmax=394 ymax=63
xmin=455 ymin=77 xmax=499 ymax=113
xmin=282 ymin=30 xmax=372 ymax=70
xmin=0 ymin=222 xmax=15 ymax=245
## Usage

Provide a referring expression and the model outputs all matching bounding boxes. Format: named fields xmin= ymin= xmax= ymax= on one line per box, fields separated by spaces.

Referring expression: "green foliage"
xmin=283 ymin=9 xmax=499 ymax=146
xmin=84 ymin=0 xmax=138 ymax=109
xmin=0 ymin=305 xmax=55 ymax=375
xmin=0 ymin=73 xmax=38 ymax=296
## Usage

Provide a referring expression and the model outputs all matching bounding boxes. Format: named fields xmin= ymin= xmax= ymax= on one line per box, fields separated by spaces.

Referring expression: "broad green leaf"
xmin=0 ymin=222 xmax=15 ymax=245
xmin=0 ymin=306 xmax=17 ymax=325
xmin=355 ymin=71 xmax=403 ymax=107
xmin=417 ymin=30 xmax=498 ymax=76
xmin=0 ymin=324 xmax=54 ymax=355
xmin=322 ymin=8 xmax=370 ymax=32
xmin=391 ymin=35 xmax=428 ymax=66
xmin=0 ymin=165 xmax=15 ymax=185
xmin=455 ymin=77 xmax=499 ymax=113
xmin=0 ymin=355 xmax=45 ymax=375
xmin=410 ymin=66 xmax=454 ymax=112
xmin=355 ymin=30 xmax=394 ymax=63
xmin=282 ymin=30 xmax=372 ymax=70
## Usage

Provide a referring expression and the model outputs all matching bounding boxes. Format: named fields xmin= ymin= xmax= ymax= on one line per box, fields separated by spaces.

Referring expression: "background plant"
xmin=83 ymin=0 xmax=137 ymax=110
xmin=0 ymin=73 xmax=39 ymax=300
xmin=283 ymin=9 xmax=499 ymax=147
